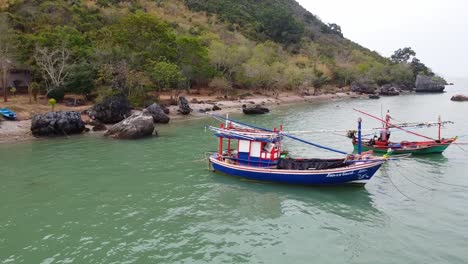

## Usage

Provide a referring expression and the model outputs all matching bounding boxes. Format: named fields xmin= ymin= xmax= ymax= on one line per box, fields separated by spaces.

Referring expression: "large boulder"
xmin=105 ymin=110 xmax=155 ymax=139
xmin=415 ymin=74 xmax=446 ymax=93
xmin=242 ymin=104 xmax=270 ymax=115
xmin=451 ymin=94 xmax=468 ymax=102
xmin=31 ymin=111 xmax=85 ymax=137
xmin=88 ymin=95 xmax=132 ymax=124
xmin=351 ymin=79 xmax=378 ymax=94
xmin=146 ymin=103 xmax=170 ymax=124
xmin=178 ymin=96 xmax=192 ymax=115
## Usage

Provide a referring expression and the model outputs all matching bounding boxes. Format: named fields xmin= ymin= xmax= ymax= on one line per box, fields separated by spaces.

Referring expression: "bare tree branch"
xmin=34 ymin=46 xmax=72 ymax=92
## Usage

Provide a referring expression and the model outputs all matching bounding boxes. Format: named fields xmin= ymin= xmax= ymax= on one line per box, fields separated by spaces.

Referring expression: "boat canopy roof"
xmin=210 ymin=126 xmax=283 ymax=143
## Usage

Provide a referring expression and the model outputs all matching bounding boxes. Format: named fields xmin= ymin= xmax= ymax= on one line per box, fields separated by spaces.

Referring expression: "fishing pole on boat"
xmin=354 ymin=108 xmax=438 ymax=141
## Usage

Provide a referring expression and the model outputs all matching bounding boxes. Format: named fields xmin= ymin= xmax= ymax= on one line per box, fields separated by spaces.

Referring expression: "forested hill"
xmin=0 ymin=0 xmax=440 ymax=106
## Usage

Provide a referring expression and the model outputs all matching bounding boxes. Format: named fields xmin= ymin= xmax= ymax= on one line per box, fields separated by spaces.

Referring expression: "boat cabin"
xmin=213 ymin=123 xmax=283 ymax=168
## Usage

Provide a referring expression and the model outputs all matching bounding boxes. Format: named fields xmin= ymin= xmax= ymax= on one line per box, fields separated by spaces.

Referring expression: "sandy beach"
xmin=0 ymin=91 xmax=360 ymax=144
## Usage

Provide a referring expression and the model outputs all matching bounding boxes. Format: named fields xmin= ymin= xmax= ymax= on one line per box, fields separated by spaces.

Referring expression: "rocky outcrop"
xmin=351 ymin=79 xmax=378 ymax=94
xmin=415 ymin=74 xmax=445 ymax=93
xmin=178 ymin=96 xmax=192 ymax=115
xmin=88 ymin=95 xmax=132 ymax=124
xmin=105 ymin=110 xmax=155 ymax=139
xmin=242 ymin=104 xmax=270 ymax=115
xmin=31 ymin=111 xmax=85 ymax=137
xmin=146 ymin=103 xmax=170 ymax=124
xmin=451 ymin=95 xmax=468 ymax=102
xmin=379 ymin=84 xmax=400 ymax=96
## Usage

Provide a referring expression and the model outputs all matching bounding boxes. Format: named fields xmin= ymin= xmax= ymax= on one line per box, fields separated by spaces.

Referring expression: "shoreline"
xmin=0 ymin=92 xmax=360 ymax=144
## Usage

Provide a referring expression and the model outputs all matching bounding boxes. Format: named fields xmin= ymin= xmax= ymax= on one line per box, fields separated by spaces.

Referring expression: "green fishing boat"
xmin=349 ymin=109 xmax=456 ymax=155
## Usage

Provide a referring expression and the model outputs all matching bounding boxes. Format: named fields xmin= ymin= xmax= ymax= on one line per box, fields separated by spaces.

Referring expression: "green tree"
xmin=65 ymin=61 xmax=96 ymax=97
xmin=0 ymin=14 xmax=16 ymax=102
xmin=95 ymin=12 xmax=177 ymax=69
xmin=150 ymin=62 xmax=186 ymax=93
xmin=176 ymin=36 xmax=213 ymax=86
xmin=390 ymin=47 xmax=416 ymax=63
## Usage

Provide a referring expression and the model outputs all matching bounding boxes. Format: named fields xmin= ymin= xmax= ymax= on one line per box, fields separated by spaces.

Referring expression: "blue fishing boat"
xmin=208 ymin=116 xmax=387 ymax=186
xmin=0 ymin=108 xmax=17 ymax=121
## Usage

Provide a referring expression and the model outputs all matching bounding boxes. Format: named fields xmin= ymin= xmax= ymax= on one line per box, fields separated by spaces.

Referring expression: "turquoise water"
xmin=1 ymin=84 xmax=468 ymax=263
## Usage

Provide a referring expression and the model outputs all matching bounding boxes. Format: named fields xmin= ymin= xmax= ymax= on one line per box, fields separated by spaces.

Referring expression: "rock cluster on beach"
xmin=31 ymin=111 xmax=85 ymax=137
xmin=379 ymin=84 xmax=400 ymax=96
xmin=451 ymin=95 xmax=468 ymax=102
xmin=351 ymin=79 xmax=378 ymax=94
xmin=415 ymin=74 xmax=445 ymax=93
xmin=105 ymin=110 xmax=156 ymax=139
xmin=88 ymin=95 xmax=132 ymax=123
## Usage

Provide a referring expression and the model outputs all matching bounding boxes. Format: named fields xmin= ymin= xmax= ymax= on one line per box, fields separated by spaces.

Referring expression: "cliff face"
xmin=415 ymin=74 xmax=446 ymax=93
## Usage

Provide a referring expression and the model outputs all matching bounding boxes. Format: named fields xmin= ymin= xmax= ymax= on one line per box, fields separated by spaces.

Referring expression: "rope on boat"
xmin=210 ymin=114 xmax=349 ymax=155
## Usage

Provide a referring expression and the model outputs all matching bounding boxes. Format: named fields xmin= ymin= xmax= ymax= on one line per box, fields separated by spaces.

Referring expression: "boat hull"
xmin=210 ymin=156 xmax=384 ymax=185
xmin=353 ymin=141 xmax=453 ymax=155
xmin=0 ymin=108 xmax=17 ymax=121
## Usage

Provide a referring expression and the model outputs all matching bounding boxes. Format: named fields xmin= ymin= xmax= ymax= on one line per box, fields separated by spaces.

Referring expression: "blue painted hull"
xmin=210 ymin=156 xmax=384 ymax=185
xmin=0 ymin=108 xmax=17 ymax=121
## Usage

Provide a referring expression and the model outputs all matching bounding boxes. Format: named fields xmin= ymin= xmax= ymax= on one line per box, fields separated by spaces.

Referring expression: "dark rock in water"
xmin=212 ymin=105 xmax=222 ymax=111
xmin=178 ymin=96 xmax=192 ymax=115
xmin=88 ymin=95 xmax=131 ymax=124
xmin=242 ymin=104 xmax=270 ymax=115
xmin=91 ymin=121 xmax=107 ymax=132
xmin=105 ymin=110 xmax=155 ymax=139
xmin=198 ymin=109 xmax=207 ymax=113
xmin=160 ymin=105 xmax=170 ymax=115
xmin=368 ymin=94 xmax=380 ymax=99
xmin=451 ymin=94 xmax=468 ymax=102
xmin=31 ymin=111 xmax=85 ymax=137
xmin=415 ymin=74 xmax=445 ymax=93
xmin=379 ymin=84 xmax=400 ymax=96
xmin=351 ymin=78 xmax=378 ymax=94
xmin=146 ymin=103 xmax=170 ymax=124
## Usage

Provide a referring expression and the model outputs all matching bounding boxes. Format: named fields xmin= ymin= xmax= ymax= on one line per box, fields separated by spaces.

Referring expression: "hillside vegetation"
xmin=0 ymin=0 xmax=440 ymax=106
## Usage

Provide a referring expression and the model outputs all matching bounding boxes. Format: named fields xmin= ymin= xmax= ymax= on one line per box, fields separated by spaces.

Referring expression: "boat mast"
xmin=385 ymin=110 xmax=390 ymax=141
xmin=218 ymin=123 xmax=224 ymax=160
xmin=358 ymin=117 xmax=362 ymax=154
xmin=438 ymin=115 xmax=442 ymax=141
